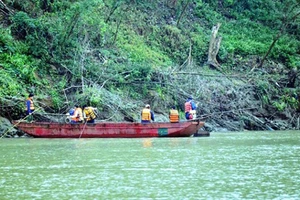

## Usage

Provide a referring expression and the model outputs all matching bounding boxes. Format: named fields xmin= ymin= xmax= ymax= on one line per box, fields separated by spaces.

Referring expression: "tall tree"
xmin=176 ymin=0 xmax=191 ymax=27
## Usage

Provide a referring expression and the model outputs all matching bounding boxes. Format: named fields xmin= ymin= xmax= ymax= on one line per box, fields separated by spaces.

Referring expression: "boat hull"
xmin=13 ymin=120 xmax=205 ymax=138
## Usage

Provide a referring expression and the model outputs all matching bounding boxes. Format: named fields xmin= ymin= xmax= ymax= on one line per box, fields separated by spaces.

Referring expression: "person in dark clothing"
xmin=25 ymin=93 xmax=35 ymax=122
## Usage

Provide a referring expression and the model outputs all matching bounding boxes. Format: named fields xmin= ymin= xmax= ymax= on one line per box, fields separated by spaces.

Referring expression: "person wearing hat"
xmin=25 ymin=93 xmax=35 ymax=122
xmin=184 ymin=96 xmax=197 ymax=120
xmin=169 ymin=106 xmax=179 ymax=123
xmin=141 ymin=104 xmax=155 ymax=123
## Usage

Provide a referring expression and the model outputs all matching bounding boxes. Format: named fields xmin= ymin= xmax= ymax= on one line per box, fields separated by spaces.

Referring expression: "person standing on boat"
xmin=141 ymin=104 xmax=154 ymax=123
xmin=169 ymin=106 xmax=179 ymax=123
xmin=83 ymin=105 xmax=97 ymax=123
xmin=71 ymin=105 xmax=84 ymax=123
xmin=25 ymin=93 xmax=35 ymax=122
xmin=184 ymin=96 xmax=197 ymax=120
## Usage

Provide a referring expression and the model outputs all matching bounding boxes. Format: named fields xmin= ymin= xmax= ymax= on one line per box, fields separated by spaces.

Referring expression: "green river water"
xmin=1 ymin=131 xmax=300 ymax=200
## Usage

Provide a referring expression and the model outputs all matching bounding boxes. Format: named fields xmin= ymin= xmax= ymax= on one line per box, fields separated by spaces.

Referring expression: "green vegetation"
xmin=0 ymin=0 xmax=299 ymax=122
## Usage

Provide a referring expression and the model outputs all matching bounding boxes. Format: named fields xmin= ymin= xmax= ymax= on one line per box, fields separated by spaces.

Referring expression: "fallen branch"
xmin=242 ymin=111 xmax=274 ymax=131
xmin=0 ymin=0 xmax=14 ymax=17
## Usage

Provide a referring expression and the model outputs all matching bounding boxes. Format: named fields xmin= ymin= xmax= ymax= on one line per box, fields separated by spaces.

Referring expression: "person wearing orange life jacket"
xmin=184 ymin=96 xmax=197 ymax=120
xmin=83 ymin=105 xmax=97 ymax=123
xmin=71 ymin=105 xmax=84 ymax=124
xmin=169 ymin=106 xmax=179 ymax=123
xmin=25 ymin=93 xmax=35 ymax=122
xmin=26 ymin=93 xmax=35 ymax=115
xmin=141 ymin=104 xmax=155 ymax=123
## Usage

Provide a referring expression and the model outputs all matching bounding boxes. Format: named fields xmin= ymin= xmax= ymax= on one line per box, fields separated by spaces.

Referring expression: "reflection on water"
xmin=1 ymin=130 xmax=300 ymax=199
xmin=142 ymin=138 xmax=153 ymax=148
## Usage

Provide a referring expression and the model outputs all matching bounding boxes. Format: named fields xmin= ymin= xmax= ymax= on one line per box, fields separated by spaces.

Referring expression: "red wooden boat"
xmin=13 ymin=119 xmax=205 ymax=138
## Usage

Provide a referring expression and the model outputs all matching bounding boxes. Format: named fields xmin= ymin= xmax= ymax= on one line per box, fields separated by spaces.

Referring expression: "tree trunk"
xmin=258 ymin=31 xmax=282 ymax=68
xmin=188 ymin=44 xmax=192 ymax=66
xmin=207 ymin=23 xmax=222 ymax=69
xmin=176 ymin=0 xmax=190 ymax=27
xmin=105 ymin=1 xmax=120 ymax=23
xmin=112 ymin=19 xmax=122 ymax=45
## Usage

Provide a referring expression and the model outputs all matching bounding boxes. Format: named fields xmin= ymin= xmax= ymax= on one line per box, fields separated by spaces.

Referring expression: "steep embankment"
xmin=0 ymin=1 xmax=299 ymax=137
xmin=140 ymin=62 xmax=300 ymax=132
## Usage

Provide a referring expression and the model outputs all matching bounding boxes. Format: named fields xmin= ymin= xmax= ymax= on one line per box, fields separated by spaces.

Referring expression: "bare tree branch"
xmin=207 ymin=23 xmax=222 ymax=71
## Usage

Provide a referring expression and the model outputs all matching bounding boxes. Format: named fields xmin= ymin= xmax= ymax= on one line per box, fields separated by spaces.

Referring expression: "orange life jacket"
xmin=169 ymin=109 xmax=179 ymax=123
xmin=25 ymin=98 xmax=34 ymax=111
xmin=72 ymin=107 xmax=84 ymax=122
xmin=184 ymin=101 xmax=192 ymax=113
xmin=141 ymin=108 xmax=151 ymax=121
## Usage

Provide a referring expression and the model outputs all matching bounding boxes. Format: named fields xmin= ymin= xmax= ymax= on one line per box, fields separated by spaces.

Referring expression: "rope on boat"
xmin=1 ymin=108 xmax=41 ymax=139
xmin=79 ymin=121 xmax=88 ymax=139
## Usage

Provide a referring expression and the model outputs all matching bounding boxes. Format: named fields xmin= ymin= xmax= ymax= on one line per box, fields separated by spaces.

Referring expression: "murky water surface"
xmin=1 ymin=131 xmax=300 ymax=199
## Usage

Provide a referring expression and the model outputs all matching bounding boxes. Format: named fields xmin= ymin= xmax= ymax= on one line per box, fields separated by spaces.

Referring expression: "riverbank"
xmin=1 ymin=61 xmax=300 ymax=138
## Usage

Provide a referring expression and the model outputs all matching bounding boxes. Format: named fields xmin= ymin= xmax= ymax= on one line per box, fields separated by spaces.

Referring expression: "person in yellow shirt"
xmin=83 ymin=105 xmax=97 ymax=123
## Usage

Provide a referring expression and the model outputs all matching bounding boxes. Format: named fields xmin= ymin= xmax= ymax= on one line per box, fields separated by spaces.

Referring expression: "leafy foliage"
xmin=0 ymin=0 xmax=299 ymax=119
